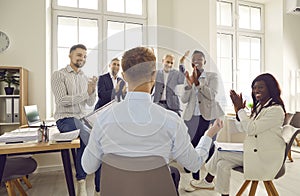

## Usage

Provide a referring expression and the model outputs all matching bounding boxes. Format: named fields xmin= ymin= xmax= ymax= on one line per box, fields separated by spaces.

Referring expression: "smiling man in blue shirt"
xmin=82 ymin=47 xmax=223 ymax=195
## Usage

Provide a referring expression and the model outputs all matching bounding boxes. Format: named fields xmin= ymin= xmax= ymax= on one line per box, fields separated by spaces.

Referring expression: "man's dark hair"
xmin=69 ymin=44 xmax=87 ymax=54
xmin=111 ymin=57 xmax=120 ymax=62
xmin=122 ymin=47 xmax=156 ymax=82
xmin=192 ymin=50 xmax=206 ymax=59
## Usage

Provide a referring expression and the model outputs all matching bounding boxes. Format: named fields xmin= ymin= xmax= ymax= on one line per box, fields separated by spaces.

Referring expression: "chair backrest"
xmin=275 ymin=126 xmax=300 ymax=179
xmin=100 ymin=154 xmax=177 ymax=196
xmin=283 ymin=113 xmax=294 ymax=126
xmin=290 ymin=111 xmax=300 ymax=128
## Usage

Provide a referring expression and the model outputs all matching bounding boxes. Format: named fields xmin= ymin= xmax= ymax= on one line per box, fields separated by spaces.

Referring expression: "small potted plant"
xmin=0 ymin=70 xmax=20 ymax=95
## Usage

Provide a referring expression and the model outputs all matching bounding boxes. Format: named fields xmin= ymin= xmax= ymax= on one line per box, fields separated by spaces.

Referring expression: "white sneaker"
xmin=77 ymin=179 xmax=87 ymax=196
xmin=190 ymin=179 xmax=214 ymax=190
xmin=184 ymin=184 xmax=196 ymax=192
xmin=94 ymin=190 xmax=101 ymax=196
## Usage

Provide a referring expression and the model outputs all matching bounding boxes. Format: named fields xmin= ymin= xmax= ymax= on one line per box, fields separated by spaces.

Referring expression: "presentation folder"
xmin=82 ymin=100 xmax=115 ymax=129
xmin=214 ymin=141 xmax=244 ymax=152
xmin=13 ymin=98 xmax=20 ymax=122
xmin=6 ymin=98 xmax=12 ymax=123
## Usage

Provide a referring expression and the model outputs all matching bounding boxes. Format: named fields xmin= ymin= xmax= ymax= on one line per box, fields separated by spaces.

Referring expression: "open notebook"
xmin=24 ymin=105 xmax=56 ymax=127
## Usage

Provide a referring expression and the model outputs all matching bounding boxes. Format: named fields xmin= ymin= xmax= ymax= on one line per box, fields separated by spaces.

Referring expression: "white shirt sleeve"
xmin=81 ymin=119 xmax=104 ymax=174
xmin=171 ymin=120 xmax=212 ymax=172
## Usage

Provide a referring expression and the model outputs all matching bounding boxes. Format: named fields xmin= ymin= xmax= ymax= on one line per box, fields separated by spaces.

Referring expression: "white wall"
xmin=153 ymin=0 xmax=216 ymax=73
xmin=0 ymin=0 xmax=61 ymax=170
xmin=283 ymin=1 xmax=300 ymax=112
xmin=265 ymin=0 xmax=284 ymax=81
xmin=259 ymin=0 xmax=300 ymax=112
xmin=0 ymin=0 xmax=49 ymax=119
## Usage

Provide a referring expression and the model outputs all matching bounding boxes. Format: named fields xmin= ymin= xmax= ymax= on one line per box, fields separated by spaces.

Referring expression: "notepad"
xmin=214 ymin=141 xmax=244 ymax=152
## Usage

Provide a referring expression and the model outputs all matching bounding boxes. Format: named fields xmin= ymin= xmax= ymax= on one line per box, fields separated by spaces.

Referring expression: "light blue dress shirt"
xmin=82 ymin=91 xmax=212 ymax=174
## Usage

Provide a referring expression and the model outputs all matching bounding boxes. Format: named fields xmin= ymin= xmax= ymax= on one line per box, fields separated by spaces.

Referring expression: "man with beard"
xmin=94 ymin=58 xmax=126 ymax=110
xmin=51 ymin=44 xmax=97 ymax=196
xmin=93 ymin=58 xmax=126 ymax=195
xmin=153 ymin=54 xmax=185 ymax=116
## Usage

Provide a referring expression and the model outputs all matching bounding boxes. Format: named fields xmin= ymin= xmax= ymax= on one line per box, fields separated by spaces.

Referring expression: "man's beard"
xmin=74 ymin=60 xmax=85 ymax=68
xmin=112 ymin=70 xmax=119 ymax=76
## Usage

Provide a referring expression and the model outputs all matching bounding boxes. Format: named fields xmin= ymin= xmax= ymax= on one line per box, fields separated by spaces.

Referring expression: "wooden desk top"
xmin=0 ymin=139 xmax=80 ymax=155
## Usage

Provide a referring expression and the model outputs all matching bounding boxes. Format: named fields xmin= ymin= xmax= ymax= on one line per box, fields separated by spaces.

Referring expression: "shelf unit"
xmin=0 ymin=66 xmax=28 ymax=132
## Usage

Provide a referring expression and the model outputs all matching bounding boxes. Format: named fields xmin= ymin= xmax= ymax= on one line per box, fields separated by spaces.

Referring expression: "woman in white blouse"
xmin=193 ymin=73 xmax=286 ymax=196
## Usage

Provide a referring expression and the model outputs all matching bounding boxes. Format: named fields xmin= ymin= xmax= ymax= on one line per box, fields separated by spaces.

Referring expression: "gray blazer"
xmin=181 ymin=72 xmax=224 ymax=121
xmin=153 ymin=69 xmax=185 ymax=111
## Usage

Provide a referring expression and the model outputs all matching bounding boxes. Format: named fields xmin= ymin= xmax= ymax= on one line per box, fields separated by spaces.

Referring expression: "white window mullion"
xmin=217 ymin=0 xmax=264 ymax=111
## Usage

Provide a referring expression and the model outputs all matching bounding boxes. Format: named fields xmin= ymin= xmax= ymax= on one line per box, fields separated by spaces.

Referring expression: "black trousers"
xmin=157 ymin=101 xmax=181 ymax=117
xmin=184 ymin=115 xmax=216 ymax=180
xmin=170 ymin=166 xmax=180 ymax=196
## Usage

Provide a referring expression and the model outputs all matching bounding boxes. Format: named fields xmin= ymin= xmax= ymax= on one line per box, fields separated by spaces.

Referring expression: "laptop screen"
xmin=24 ymin=105 xmax=41 ymax=125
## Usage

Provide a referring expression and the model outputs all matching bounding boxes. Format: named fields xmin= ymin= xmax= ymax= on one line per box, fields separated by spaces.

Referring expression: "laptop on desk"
xmin=24 ymin=105 xmax=56 ymax=127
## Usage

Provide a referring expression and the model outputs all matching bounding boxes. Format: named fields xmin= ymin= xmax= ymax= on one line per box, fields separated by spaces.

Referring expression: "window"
xmin=52 ymin=0 xmax=146 ymax=75
xmin=216 ymin=0 xmax=264 ymax=108
xmin=57 ymin=0 xmax=98 ymax=10
xmin=52 ymin=0 xmax=146 ymax=112
xmin=107 ymin=0 xmax=143 ymax=15
xmin=106 ymin=21 xmax=143 ymax=67
xmin=56 ymin=16 xmax=99 ymax=76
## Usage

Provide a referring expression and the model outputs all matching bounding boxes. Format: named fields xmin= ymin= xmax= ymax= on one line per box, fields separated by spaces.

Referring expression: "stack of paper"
xmin=50 ymin=129 xmax=80 ymax=142
xmin=214 ymin=141 xmax=244 ymax=152
xmin=0 ymin=128 xmax=38 ymax=143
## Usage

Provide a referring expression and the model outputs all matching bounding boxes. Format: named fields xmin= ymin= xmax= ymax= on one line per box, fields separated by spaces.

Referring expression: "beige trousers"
xmin=206 ymin=150 xmax=243 ymax=194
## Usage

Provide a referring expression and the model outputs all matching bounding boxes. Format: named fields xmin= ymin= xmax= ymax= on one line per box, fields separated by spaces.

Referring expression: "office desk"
xmin=0 ymin=139 xmax=80 ymax=196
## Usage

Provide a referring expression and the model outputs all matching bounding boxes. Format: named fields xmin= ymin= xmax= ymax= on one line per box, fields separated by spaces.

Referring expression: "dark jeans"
xmin=170 ymin=166 xmax=180 ymax=196
xmin=94 ymin=165 xmax=102 ymax=192
xmin=184 ymin=115 xmax=216 ymax=180
xmin=56 ymin=117 xmax=89 ymax=180
xmin=157 ymin=101 xmax=181 ymax=117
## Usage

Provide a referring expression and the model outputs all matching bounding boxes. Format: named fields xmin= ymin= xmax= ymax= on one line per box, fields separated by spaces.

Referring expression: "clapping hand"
xmin=185 ymin=66 xmax=201 ymax=87
xmin=87 ymin=76 xmax=97 ymax=95
xmin=205 ymin=119 xmax=224 ymax=138
xmin=115 ymin=80 xmax=122 ymax=92
xmin=230 ymin=90 xmax=246 ymax=113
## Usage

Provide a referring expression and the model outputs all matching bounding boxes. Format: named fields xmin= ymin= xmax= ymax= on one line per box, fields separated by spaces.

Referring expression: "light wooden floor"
xmin=1 ymin=147 xmax=300 ymax=196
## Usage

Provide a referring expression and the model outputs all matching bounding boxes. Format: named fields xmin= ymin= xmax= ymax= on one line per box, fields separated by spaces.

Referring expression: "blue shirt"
xmin=82 ymin=91 xmax=212 ymax=174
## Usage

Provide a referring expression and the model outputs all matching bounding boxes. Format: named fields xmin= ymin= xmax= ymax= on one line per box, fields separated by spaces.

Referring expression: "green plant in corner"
xmin=0 ymin=70 xmax=19 ymax=87
xmin=0 ymin=69 xmax=19 ymax=95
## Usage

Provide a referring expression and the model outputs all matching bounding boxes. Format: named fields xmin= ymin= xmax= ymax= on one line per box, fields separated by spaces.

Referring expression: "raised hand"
xmin=230 ymin=90 xmax=246 ymax=113
xmin=115 ymin=80 xmax=122 ymax=92
xmin=205 ymin=119 xmax=224 ymax=138
xmin=180 ymin=50 xmax=190 ymax=64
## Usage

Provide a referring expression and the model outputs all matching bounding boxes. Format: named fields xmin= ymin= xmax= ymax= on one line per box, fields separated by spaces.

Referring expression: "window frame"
xmin=217 ymin=0 xmax=264 ymax=111
xmin=103 ymin=15 xmax=147 ymax=72
xmin=51 ymin=0 xmax=147 ymax=115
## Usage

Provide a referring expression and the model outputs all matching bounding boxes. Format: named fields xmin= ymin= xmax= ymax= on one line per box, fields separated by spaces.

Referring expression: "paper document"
xmin=50 ymin=129 xmax=80 ymax=142
xmin=214 ymin=141 xmax=244 ymax=152
xmin=0 ymin=128 xmax=39 ymax=143
xmin=82 ymin=100 xmax=115 ymax=129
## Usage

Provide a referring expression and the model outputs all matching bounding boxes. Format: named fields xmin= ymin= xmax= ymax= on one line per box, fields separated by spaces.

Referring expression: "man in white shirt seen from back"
xmin=82 ymin=47 xmax=223 ymax=195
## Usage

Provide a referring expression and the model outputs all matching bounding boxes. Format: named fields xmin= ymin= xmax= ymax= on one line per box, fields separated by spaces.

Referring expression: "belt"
xmin=159 ymin=100 xmax=167 ymax=104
